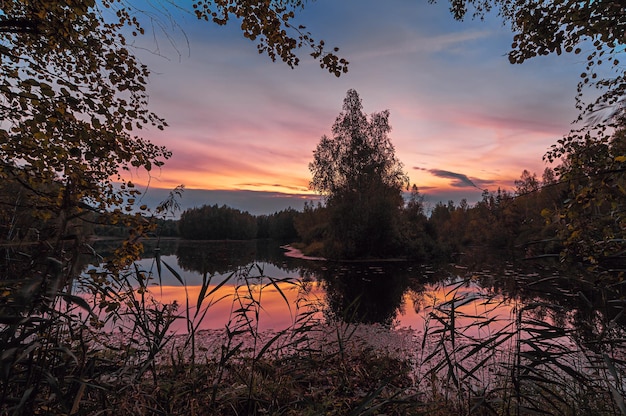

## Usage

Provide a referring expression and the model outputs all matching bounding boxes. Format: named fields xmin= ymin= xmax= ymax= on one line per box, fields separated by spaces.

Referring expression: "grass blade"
xmin=161 ymin=259 xmax=185 ymax=285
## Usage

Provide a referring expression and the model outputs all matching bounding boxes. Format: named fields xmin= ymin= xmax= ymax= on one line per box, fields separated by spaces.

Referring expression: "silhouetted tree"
xmin=399 ymin=185 xmax=439 ymax=259
xmin=267 ymin=208 xmax=300 ymax=241
xmin=515 ymin=170 xmax=540 ymax=196
xmin=309 ymin=90 xmax=408 ymax=259
xmin=293 ymin=202 xmax=329 ymax=255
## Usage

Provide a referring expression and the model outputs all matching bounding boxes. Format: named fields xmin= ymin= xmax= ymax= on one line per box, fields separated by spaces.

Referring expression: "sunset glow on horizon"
xmin=124 ymin=0 xmax=583 ymax=214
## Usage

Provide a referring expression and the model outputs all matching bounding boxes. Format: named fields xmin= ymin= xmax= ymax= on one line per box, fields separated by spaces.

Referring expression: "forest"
xmin=163 ymin=158 xmax=617 ymax=267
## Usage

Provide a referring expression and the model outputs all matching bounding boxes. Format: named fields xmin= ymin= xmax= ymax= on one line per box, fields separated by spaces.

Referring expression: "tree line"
xmin=177 ymin=204 xmax=299 ymax=241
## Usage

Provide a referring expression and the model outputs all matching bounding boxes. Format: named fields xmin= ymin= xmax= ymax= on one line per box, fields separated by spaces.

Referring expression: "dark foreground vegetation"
xmin=3 ymin=246 xmax=625 ymax=415
xmin=1 ymin=0 xmax=626 ymax=415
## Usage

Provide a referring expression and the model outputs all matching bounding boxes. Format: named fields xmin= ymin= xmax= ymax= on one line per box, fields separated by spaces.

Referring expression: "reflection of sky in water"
xmin=116 ymin=256 xmax=323 ymax=332
xmin=151 ymin=279 xmax=323 ymax=332
xmin=402 ymin=280 xmax=518 ymax=339
xmin=80 ymin=241 xmax=606 ymax=360
xmin=127 ymin=257 xmax=517 ymax=335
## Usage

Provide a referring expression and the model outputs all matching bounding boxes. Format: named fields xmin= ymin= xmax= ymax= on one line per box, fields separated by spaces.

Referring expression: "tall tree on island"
xmin=309 ymin=90 xmax=409 ymax=259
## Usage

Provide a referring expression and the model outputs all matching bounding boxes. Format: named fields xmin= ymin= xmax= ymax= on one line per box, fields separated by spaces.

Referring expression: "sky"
xmin=124 ymin=0 xmax=585 ymax=215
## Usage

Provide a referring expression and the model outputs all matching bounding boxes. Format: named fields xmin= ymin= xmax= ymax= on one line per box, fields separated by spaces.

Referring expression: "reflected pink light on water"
xmin=396 ymin=285 xmax=517 ymax=339
xmin=137 ymin=279 xmax=517 ymax=338
xmin=147 ymin=280 xmax=326 ymax=333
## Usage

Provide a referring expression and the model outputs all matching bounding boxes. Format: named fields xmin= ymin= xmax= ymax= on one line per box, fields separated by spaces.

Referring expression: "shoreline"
xmin=281 ymin=244 xmax=410 ymax=263
xmin=280 ymin=244 xmax=327 ymax=261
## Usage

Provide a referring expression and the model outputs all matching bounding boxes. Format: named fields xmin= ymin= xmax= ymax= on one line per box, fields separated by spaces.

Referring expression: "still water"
xmin=83 ymin=239 xmax=625 ymax=341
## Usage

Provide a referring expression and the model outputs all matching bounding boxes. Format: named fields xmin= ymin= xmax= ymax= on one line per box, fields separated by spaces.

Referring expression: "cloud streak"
xmin=414 ymin=167 xmax=494 ymax=190
xmin=429 ymin=169 xmax=480 ymax=188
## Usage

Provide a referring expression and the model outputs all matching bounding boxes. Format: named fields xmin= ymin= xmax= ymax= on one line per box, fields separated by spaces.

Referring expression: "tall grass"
xmin=0 ymin=235 xmax=417 ymax=415
xmin=0 ymin=236 xmax=102 ymax=415
xmin=417 ymin=272 xmax=626 ymax=415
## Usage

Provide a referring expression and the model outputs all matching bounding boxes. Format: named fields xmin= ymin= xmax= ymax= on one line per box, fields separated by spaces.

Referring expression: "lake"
xmin=82 ymin=239 xmax=626 ymax=341
xmin=78 ymin=239 xmax=626 ymax=413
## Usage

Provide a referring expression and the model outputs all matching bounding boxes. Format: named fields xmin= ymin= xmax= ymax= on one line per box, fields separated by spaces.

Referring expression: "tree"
xmin=405 ymin=184 xmax=426 ymax=219
xmin=514 ymin=170 xmax=540 ymax=196
xmin=438 ymin=0 xmax=625 ymax=123
xmin=438 ymin=0 xmax=626 ymax=267
xmin=266 ymin=208 xmax=300 ymax=241
xmin=399 ymin=185 xmax=439 ymax=260
xmin=179 ymin=204 xmax=257 ymax=240
xmin=0 ymin=3 xmax=173 ymax=411
xmin=293 ymin=201 xmax=329 ymax=254
xmin=0 ymin=1 xmax=174 ymax=328
xmin=545 ymin=128 xmax=626 ymax=265
xmin=310 ymin=90 xmax=408 ymax=198
xmin=541 ymin=167 xmax=557 ymax=185
xmin=0 ymin=2 xmax=346 ymax=412
xmin=309 ymin=89 xmax=409 ymax=258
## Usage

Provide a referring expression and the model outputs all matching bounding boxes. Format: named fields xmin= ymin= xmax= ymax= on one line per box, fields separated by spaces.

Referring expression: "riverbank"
xmin=74 ymin=319 xmax=423 ymax=415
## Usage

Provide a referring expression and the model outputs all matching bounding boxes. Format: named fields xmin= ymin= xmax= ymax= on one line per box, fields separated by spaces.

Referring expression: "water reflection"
xmin=84 ymin=239 xmax=626 ymax=340
xmin=164 ymin=241 xmax=430 ymax=327
xmin=175 ymin=240 xmax=258 ymax=275
xmin=138 ymin=239 xmax=309 ymax=276
xmin=318 ymin=263 xmax=411 ymax=325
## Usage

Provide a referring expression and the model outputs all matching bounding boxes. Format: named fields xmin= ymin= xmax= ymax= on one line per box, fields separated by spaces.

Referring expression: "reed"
xmin=417 ymin=274 xmax=626 ymax=415
xmin=3 ymin=220 xmax=625 ymax=415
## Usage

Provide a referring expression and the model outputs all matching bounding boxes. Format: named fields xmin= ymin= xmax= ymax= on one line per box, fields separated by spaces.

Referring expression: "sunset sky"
xmin=126 ymin=0 xmax=585 ymax=215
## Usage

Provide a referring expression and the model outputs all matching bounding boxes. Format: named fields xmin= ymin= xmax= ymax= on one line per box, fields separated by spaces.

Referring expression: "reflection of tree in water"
xmin=448 ymin=250 xmax=626 ymax=353
xmin=173 ymin=240 xmax=313 ymax=275
xmin=175 ymin=241 xmax=258 ymax=276
xmin=142 ymin=239 xmax=180 ymax=257
xmin=508 ymin=269 xmax=626 ymax=352
xmin=82 ymin=238 xmax=180 ymax=264
xmin=319 ymin=263 xmax=414 ymax=326
xmin=405 ymin=265 xmax=447 ymax=315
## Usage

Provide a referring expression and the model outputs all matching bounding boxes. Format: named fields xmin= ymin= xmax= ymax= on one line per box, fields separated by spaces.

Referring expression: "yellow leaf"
xmin=615 ymin=156 xmax=626 ymax=162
